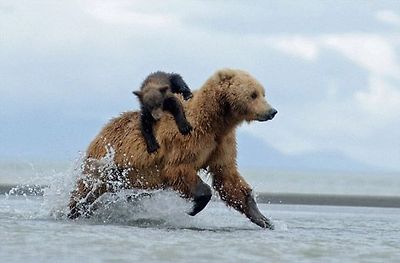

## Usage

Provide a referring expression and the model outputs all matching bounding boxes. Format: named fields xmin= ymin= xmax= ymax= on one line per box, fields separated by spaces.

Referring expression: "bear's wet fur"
xmin=69 ymin=69 xmax=277 ymax=229
xmin=133 ymin=71 xmax=193 ymax=153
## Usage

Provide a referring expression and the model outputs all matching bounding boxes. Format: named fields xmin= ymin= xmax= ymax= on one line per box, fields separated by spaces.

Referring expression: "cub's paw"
xmin=179 ymin=122 xmax=193 ymax=135
xmin=147 ymin=142 xmax=160 ymax=154
xmin=183 ymin=92 xmax=193 ymax=100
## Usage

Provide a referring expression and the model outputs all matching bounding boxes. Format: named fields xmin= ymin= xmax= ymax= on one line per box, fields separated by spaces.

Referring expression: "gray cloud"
xmin=1 ymin=0 xmax=399 ymax=171
xmin=180 ymin=1 xmax=400 ymax=35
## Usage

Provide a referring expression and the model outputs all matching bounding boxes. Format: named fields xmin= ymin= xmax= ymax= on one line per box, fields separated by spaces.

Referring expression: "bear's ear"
xmin=132 ymin=90 xmax=142 ymax=98
xmin=159 ymin=86 xmax=169 ymax=94
xmin=217 ymin=69 xmax=236 ymax=81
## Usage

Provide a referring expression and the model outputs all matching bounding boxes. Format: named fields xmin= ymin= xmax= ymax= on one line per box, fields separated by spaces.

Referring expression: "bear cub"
xmin=133 ymin=71 xmax=193 ymax=153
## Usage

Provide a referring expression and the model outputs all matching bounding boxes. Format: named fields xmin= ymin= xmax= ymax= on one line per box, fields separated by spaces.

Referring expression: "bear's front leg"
xmin=211 ymin=167 xmax=274 ymax=229
xmin=169 ymin=73 xmax=193 ymax=100
xmin=207 ymin=131 xmax=273 ymax=229
xmin=163 ymin=96 xmax=192 ymax=135
xmin=162 ymin=165 xmax=212 ymax=216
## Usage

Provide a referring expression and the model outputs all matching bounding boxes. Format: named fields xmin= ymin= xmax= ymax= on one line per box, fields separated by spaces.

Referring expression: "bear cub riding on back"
xmin=133 ymin=71 xmax=193 ymax=153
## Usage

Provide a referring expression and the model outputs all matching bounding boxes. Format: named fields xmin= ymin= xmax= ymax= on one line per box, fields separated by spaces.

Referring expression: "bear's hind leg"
xmin=162 ymin=165 xmax=211 ymax=216
xmin=68 ymin=177 xmax=106 ymax=219
xmin=189 ymin=180 xmax=212 ymax=216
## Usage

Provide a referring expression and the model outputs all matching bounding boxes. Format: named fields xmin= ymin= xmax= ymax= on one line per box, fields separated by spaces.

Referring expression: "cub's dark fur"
xmin=133 ymin=71 xmax=193 ymax=153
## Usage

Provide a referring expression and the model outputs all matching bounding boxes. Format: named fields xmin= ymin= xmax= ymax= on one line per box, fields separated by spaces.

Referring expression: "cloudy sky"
xmin=1 ymin=0 xmax=399 ymax=172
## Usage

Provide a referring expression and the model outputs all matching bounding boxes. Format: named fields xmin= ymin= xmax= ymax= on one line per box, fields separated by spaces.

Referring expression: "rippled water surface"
xmin=1 ymin=195 xmax=400 ymax=263
xmin=1 ymin=159 xmax=400 ymax=262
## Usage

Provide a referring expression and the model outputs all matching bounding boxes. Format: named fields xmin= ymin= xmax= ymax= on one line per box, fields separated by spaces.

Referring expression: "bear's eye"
xmin=251 ymin=91 xmax=258 ymax=99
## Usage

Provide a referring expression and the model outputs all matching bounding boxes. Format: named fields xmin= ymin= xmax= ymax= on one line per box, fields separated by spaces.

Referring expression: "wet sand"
xmin=2 ymin=184 xmax=400 ymax=208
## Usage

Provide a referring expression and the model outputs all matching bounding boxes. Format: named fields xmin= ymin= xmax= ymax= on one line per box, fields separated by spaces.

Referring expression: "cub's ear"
xmin=132 ymin=90 xmax=142 ymax=98
xmin=159 ymin=86 xmax=169 ymax=94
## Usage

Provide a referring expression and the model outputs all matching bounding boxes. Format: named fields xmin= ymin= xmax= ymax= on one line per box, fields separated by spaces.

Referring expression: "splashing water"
xmin=5 ymin=149 xmax=195 ymax=228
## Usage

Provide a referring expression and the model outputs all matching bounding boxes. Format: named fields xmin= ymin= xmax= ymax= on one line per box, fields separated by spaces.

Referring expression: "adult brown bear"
xmin=69 ymin=69 xmax=277 ymax=229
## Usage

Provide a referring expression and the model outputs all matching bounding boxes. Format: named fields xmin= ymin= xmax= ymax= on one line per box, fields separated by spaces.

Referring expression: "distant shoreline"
xmin=256 ymin=193 xmax=400 ymax=208
xmin=1 ymin=184 xmax=400 ymax=208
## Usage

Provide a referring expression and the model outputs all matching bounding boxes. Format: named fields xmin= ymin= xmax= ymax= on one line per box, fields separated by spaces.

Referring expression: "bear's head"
xmin=216 ymin=69 xmax=277 ymax=123
xmin=133 ymin=85 xmax=169 ymax=120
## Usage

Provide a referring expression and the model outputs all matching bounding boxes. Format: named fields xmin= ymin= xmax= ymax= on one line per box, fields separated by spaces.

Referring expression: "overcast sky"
xmin=1 ymin=0 xmax=399 ymax=172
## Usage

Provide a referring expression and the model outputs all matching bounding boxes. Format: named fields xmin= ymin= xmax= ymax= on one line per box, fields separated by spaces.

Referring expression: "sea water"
xmin=0 ymin=160 xmax=400 ymax=262
xmin=1 ymin=196 xmax=400 ymax=263
xmin=1 ymin=160 xmax=400 ymax=196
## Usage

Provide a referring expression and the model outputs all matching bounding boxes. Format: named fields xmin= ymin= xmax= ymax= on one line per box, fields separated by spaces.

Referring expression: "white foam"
xmin=35 ymin=149 xmax=194 ymax=228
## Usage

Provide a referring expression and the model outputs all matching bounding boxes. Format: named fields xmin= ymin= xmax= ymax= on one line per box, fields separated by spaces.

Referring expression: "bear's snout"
xmin=151 ymin=108 xmax=164 ymax=120
xmin=256 ymin=108 xmax=278 ymax=121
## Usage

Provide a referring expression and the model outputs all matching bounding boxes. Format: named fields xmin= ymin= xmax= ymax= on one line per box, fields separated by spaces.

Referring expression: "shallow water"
xmin=1 ymin=159 xmax=400 ymax=262
xmin=1 ymin=195 xmax=400 ymax=263
xmin=1 ymin=160 xmax=400 ymax=196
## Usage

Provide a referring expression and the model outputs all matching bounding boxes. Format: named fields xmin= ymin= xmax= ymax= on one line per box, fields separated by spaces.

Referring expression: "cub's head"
xmin=133 ymin=85 xmax=169 ymax=120
xmin=216 ymin=69 xmax=277 ymax=122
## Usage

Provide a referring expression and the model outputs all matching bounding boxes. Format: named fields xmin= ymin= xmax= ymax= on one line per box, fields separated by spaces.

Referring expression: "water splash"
xmin=83 ymin=189 xmax=192 ymax=228
xmin=41 ymin=155 xmax=85 ymax=220
xmin=2 ymin=148 xmax=277 ymax=230
xmin=3 ymin=149 xmax=194 ymax=228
